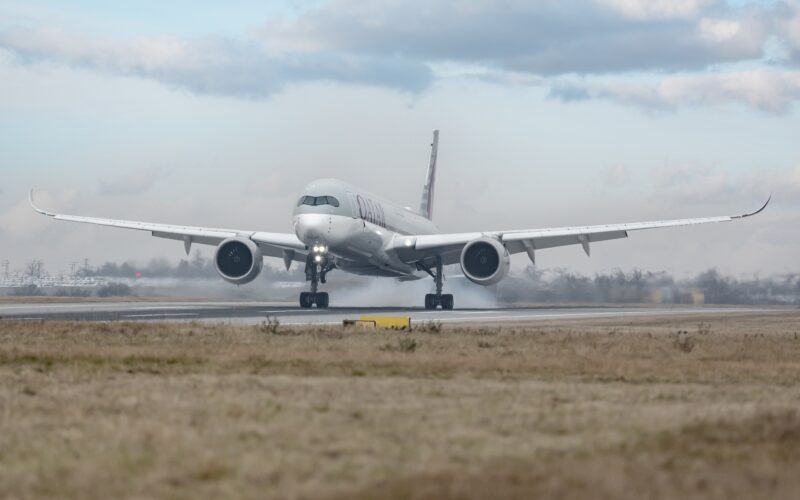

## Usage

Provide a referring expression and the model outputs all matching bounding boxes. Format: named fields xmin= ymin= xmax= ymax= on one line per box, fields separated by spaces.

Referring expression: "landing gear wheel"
xmin=316 ymin=292 xmax=329 ymax=308
xmin=441 ymin=294 xmax=454 ymax=310
xmin=424 ymin=294 xmax=437 ymax=310
xmin=299 ymin=292 xmax=314 ymax=308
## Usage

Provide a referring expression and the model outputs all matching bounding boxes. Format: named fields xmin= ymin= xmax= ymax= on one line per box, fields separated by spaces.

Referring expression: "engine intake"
xmin=214 ymin=237 xmax=263 ymax=285
xmin=460 ymin=237 xmax=510 ymax=286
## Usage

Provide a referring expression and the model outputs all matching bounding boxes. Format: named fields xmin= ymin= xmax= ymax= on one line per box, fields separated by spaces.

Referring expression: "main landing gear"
xmin=300 ymin=252 xmax=334 ymax=308
xmin=299 ymin=291 xmax=328 ymax=308
xmin=418 ymin=257 xmax=454 ymax=310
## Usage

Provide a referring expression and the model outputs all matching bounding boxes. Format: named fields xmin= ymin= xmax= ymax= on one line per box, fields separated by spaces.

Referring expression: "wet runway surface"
xmin=0 ymin=301 xmax=781 ymax=325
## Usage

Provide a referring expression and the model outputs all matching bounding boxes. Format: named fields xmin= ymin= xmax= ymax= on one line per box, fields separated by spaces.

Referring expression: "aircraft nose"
xmin=294 ymin=214 xmax=330 ymax=245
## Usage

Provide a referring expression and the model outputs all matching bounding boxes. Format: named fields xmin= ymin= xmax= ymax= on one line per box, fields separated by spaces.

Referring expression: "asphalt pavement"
xmin=0 ymin=301 xmax=781 ymax=325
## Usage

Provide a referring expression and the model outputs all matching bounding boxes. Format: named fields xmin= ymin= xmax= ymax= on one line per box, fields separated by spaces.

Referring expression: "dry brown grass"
xmin=1 ymin=312 xmax=800 ymax=499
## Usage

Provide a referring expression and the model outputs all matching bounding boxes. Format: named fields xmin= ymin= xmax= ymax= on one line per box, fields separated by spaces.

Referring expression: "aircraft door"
xmin=345 ymin=191 xmax=359 ymax=218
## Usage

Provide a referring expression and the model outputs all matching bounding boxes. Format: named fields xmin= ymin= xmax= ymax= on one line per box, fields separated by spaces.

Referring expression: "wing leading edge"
xmin=392 ymin=196 xmax=771 ymax=266
xmin=29 ymin=190 xmax=306 ymax=260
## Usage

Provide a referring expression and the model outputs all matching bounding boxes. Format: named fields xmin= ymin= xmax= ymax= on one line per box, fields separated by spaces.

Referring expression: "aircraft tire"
xmin=300 ymin=292 xmax=314 ymax=308
xmin=424 ymin=294 xmax=436 ymax=310
xmin=316 ymin=292 xmax=329 ymax=308
xmin=441 ymin=294 xmax=454 ymax=310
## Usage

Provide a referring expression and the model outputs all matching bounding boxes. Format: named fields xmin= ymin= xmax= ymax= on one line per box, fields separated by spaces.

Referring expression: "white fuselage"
xmin=292 ymin=178 xmax=438 ymax=279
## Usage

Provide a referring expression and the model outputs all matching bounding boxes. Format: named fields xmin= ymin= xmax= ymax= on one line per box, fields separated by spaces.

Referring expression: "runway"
xmin=0 ymin=301 xmax=782 ymax=325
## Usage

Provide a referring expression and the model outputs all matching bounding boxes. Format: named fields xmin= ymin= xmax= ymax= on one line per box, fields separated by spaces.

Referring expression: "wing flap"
xmin=503 ymin=230 xmax=629 ymax=254
xmin=152 ymin=231 xmax=234 ymax=246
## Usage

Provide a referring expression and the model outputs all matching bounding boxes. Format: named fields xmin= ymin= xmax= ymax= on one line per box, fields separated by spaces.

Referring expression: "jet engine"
xmin=459 ymin=237 xmax=510 ymax=286
xmin=214 ymin=237 xmax=263 ymax=285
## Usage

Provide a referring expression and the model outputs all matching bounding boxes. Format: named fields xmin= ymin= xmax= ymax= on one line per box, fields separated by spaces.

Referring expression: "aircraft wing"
xmin=390 ymin=196 xmax=771 ymax=266
xmin=29 ymin=190 xmax=306 ymax=260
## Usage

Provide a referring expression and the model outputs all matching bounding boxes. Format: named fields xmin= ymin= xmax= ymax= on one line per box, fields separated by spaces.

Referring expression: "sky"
xmin=0 ymin=0 xmax=799 ymax=278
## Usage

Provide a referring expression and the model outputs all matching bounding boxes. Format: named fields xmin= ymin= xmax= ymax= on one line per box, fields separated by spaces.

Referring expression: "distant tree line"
xmin=10 ymin=282 xmax=133 ymax=298
xmin=496 ymin=267 xmax=800 ymax=305
xmin=78 ymin=252 xmax=304 ymax=281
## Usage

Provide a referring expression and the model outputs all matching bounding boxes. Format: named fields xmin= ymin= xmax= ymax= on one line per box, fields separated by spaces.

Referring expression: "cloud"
xmin=549 ymin=70 xmax=800 ymax=114
xmin=649 ymin=164 xmax=800 ymax=206
xmin=263 ymin=0 xmax=771 ymax=75
xmin=0 ymin=27 xmax=433 ymax=98
xmin=598 ymin=0 xmax=716 ymax=20
xmin=0 ymin=190 xmax=77 ymax=239
xmin=776 ymin=2 xmax=800 ymax=63
xmin=2 ymin=1 xmax=800 ymax=112
xmin=603 ymin=164 xmax=631 ymax=187
xmin=256 ymin=0 xmax=800 ymax=112
xmin=243 ymin=173 xmax=294 ymax=196
xmin=98 ymin=166 xmax=167 ymax=196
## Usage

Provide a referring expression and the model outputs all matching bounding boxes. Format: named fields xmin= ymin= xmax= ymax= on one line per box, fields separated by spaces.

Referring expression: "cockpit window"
xmin=297 ymin=195 xmax=340 ymax=208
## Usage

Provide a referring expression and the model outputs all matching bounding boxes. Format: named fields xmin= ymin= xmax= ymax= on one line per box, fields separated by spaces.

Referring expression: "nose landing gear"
xmin=418 ymin=257 xmax=454 ymax=310
xmin=300 ymin=252 xmax=334 ymax=308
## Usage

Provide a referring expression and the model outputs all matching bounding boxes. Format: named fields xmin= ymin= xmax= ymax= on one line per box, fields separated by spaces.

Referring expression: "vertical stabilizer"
xmin=419 ymin=130 xmax=439 ymax=220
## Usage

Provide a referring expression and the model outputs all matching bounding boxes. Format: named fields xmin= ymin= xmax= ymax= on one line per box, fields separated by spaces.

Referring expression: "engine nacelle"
xmin=214 ymin=237 xmax=263 ymax=285
xmin=459 ymin=237 xmax=510 ymax=286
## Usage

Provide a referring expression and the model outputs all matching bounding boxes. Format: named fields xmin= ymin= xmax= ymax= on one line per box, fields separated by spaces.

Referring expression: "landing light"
xmin=314 ymin=255 xmax=322 ymax=263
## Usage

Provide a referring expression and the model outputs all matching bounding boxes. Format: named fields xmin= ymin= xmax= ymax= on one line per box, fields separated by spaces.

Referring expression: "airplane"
xmin=29 ymin=130 xmax=770 ymax=310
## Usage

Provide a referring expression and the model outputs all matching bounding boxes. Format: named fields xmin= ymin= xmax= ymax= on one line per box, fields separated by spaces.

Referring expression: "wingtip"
xmin=737 ymin=194 xmax=771 ymax=219
xmin=29 ymin=189 xmax=55 ymax=217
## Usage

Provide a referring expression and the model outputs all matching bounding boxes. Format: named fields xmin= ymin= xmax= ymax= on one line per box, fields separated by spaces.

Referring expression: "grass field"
xmin=1 ymin=312 xmax=800 ymax=499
